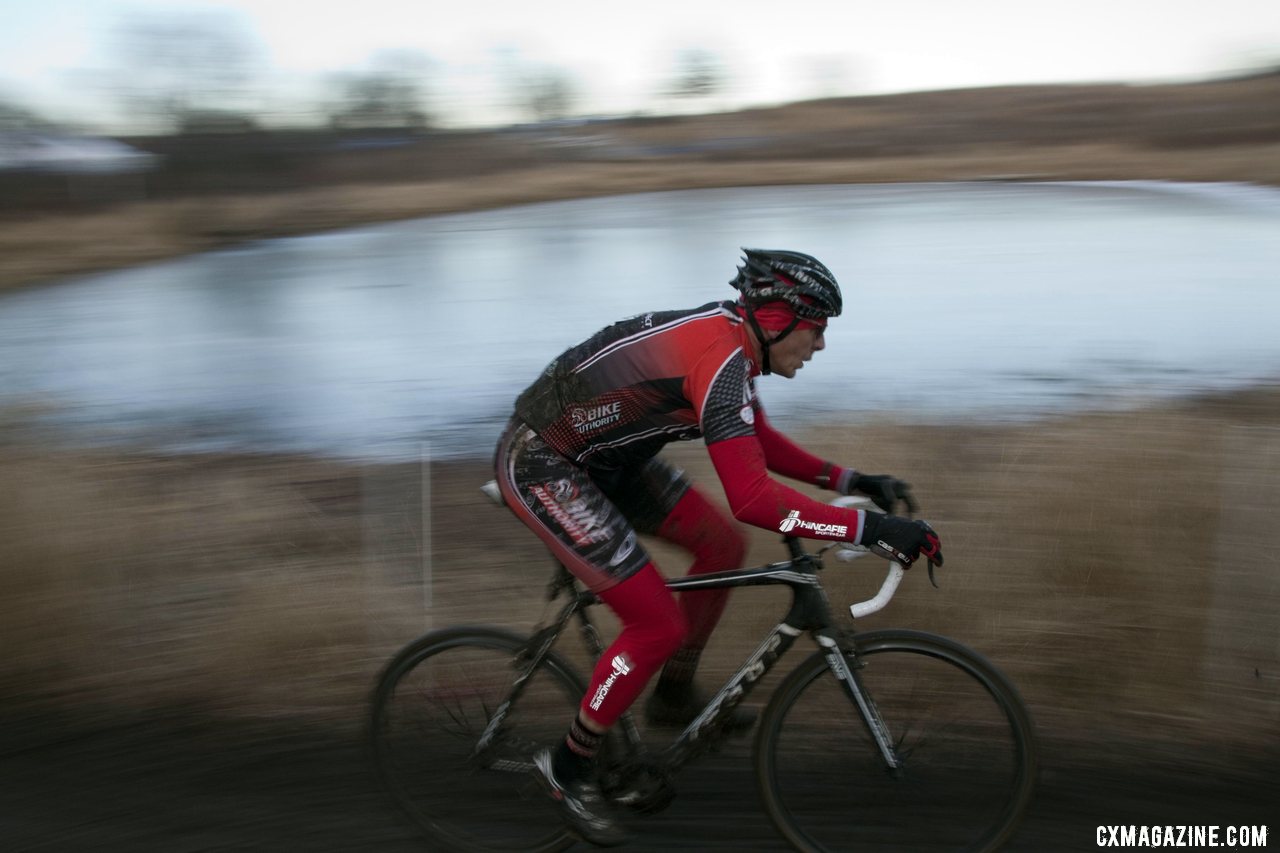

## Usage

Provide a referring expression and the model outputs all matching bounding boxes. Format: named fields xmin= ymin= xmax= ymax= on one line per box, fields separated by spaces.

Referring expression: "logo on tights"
xmin=607 ymin=531 xmax=637 ymax=567
xmin=530 ymin=483 xmax=611 ymax=545
xmin=589 ymin=654 xmax=633 ymax=711
xmin=549 ymin=478 xmax=579 ymax=503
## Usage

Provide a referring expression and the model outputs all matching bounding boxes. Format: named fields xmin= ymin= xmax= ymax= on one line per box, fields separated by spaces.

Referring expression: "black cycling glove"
xmin=847 ymin=473 xmax=919 ymax=515
xmin=860 ymin=513 xmax=944 ymax=569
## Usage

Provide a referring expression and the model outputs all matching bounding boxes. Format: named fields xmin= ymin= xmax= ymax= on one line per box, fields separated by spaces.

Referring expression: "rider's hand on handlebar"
xmin=845 ymin=473 xmax=919 ymax=515
xmin=860 ymin=513 xmax=944 ymax=570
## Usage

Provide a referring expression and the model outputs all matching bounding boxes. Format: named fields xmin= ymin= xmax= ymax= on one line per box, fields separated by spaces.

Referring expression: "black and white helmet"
xmin=730 ymin=248 xmax=843 ymax=320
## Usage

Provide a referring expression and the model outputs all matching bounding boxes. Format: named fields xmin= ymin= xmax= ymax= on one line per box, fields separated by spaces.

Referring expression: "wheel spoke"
xmin=756 ymin=630 xmax=1037 ymax=852
xmin=370 ymin=628 xmax=585 ymax=852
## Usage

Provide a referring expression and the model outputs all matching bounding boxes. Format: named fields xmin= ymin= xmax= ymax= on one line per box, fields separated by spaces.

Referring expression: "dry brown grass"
xmin=3 ymin=388 xmax=1278 ymax=762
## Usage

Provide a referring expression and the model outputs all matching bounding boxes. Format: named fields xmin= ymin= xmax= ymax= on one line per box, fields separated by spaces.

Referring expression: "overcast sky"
xmin=4 ymin=0 xmax=1279 ymax=129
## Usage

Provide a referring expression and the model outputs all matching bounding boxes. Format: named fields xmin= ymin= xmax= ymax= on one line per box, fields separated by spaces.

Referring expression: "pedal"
xmin=600 ymin=758 xmax=676 ymax=816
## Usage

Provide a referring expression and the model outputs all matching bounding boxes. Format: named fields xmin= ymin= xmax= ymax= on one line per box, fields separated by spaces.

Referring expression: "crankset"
xmin=600 ymin=757 xmax=676 ymax=815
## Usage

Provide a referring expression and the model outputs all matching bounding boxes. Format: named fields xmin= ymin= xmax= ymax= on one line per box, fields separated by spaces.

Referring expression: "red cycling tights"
xmin=579 ymin=487 xmax=748 ymax=728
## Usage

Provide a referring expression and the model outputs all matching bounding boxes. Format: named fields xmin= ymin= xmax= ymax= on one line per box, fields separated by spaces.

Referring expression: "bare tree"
xmin=523 ymin=69 xmax=578 ymax=123
xmin=489 ymin=47 xmax=580 ymax=125
xmin=668 ymin=49 xmax=726 ymax=101
xmin=0 ymin=97 xmax=56 ymax=132
xmin=109 ymin=10 xmax=262 ymax=133
xmin=327 ymin=50 xmax=435 ymax=131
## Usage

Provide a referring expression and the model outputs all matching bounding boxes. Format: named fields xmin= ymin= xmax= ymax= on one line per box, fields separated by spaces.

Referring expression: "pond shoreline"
xmin=5 ymin=142 xmax=1279 ymax=293
xmin=7 ymin=73 xmax=1280 ymax=292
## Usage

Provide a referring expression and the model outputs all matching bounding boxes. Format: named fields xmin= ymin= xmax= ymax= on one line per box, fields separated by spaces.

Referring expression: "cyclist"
xmin=494 ymin=247 xmax=943 ymax=846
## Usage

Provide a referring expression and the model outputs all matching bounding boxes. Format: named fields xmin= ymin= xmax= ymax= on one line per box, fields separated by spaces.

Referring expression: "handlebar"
xmin=849 ymin=564 xmax=907 ymax=618
xmin=829 ymin=542 xmax=907 ymax=619
xmin=827 ymin=495 xmax=912 ymax=619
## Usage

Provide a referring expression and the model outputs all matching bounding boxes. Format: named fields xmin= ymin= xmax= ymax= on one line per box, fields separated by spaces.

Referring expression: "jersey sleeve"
xmin=706 ymin=434 xmax=870 ymax=543
xmin=754 ymin=407 xmax=855 ymax=492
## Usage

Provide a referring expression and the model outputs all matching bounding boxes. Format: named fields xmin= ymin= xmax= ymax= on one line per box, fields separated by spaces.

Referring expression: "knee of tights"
xmin=694 ymin=529 xmax=747 ymax=572
xmin=638 ymin=612 xmax=688 ymax=659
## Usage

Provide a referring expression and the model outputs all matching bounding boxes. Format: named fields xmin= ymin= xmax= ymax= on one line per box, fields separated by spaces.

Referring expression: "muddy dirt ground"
xmin=1 ymin=709 xmax=1274 ymax=851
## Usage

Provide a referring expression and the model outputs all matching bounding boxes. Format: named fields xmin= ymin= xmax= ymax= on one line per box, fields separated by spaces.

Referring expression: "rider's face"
xmin=768 ymin=325 xmax=826 ymax=378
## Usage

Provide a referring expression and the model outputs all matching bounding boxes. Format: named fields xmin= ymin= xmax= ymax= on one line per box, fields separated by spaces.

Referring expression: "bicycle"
xmin=369 ymin=490 xmax=1038 ymax=852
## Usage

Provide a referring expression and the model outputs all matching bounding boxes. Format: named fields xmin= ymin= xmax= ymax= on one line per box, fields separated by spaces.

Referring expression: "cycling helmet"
xmin=730 ymin=248 xmax=843 ymax=320
xmin=731 ymin=248 xmax=842 ymax=375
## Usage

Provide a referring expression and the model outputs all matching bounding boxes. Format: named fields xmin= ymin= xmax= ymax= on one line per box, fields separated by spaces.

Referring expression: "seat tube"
xmin=575 ymin=605 xmax=608 ymax=659
xmin=815 ymin=634 xmax=901 ymax=770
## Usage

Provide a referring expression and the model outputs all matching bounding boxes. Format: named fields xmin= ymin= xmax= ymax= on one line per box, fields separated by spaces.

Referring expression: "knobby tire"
xmin=369 ymin=626 xmax=587 ymax=853
xmin=755 ymin=629 xmax=1038 ymax=853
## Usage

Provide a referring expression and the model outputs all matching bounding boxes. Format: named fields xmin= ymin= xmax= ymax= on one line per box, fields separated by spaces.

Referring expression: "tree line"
xmin=4 ymin=11 xmax=735 ymax=136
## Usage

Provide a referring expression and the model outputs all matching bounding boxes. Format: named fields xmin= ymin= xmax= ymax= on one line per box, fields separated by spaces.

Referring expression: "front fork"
xmin=816 ymin=630 xmax=902 ymax=772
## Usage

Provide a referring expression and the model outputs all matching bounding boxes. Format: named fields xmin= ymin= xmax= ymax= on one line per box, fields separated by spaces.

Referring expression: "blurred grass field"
xmin=3 ymin=387 xmax=1276 ymax=766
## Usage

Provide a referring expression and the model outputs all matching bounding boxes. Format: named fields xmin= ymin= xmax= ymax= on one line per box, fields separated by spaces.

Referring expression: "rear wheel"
xmin=755 ymin=629 xmax=1037 ymax=852
xmin=369 ymin=627 xmax=585 ymax=852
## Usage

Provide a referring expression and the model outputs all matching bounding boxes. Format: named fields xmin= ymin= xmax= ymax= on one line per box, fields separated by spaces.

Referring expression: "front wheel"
xmin=369 ymin=627 xmax=586 ymax=852
xmin=755 ymin=629 xmax=1038 ymax=853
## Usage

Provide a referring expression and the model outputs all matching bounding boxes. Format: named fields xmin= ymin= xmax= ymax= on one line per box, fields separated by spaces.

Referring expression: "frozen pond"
xmin=2 ymin=181 xmax=1278 ymax=458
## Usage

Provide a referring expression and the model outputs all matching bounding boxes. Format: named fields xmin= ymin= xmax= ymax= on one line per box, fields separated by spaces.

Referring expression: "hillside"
xmin=3 ymin=74 xmax=1279 ymax=290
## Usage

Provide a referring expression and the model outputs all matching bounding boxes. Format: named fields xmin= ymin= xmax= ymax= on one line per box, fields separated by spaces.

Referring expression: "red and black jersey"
xmin=513 ymin=301 xmax=871 ymax=544
xmin=515 ymin=301 xmax=759 ymax=471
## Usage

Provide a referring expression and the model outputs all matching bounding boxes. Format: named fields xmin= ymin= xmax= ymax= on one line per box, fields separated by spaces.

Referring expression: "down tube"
xmin=666 ymin=623 xmax=803 ymax=767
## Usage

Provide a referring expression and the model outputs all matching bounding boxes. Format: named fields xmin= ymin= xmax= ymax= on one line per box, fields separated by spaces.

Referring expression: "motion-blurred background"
xmin=2 ymin=2 xmax=1278 ymax=850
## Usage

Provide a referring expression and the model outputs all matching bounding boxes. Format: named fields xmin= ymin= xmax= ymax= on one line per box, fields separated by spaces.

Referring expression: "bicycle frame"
xmin=499 ymin=536 xmax=903 ymax=779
